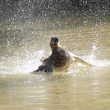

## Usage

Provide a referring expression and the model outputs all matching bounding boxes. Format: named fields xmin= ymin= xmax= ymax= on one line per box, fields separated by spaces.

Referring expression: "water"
xmin=0 ymin=3 xmax=110 ymax=109
xmin=0 ymin=68 xmax=110 ymax=110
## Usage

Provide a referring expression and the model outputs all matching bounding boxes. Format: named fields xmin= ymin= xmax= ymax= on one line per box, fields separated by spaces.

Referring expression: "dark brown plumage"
xmin=36 ymin=37 xmax=71 ymax=72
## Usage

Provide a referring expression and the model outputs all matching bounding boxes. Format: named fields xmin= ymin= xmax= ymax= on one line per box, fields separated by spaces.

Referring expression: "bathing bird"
xmin=35 ymin=37 xmax=91 ymax=73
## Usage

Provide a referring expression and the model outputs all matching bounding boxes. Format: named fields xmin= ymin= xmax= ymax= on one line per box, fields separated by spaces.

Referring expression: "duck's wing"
xmin=40 ymin=55 xmax=52 ymax=63
xmin=69 ymin=52 xmax=92 ymax=66
xmin=73 ymin=56 xmax=92 ymax=66
xmin=35 ymin=64 xmax=53 ymax=73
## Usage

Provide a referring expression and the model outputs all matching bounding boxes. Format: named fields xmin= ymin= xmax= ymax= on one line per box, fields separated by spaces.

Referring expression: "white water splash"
xmin=14 ymin=50 xmax=45 ymax=74
xmin=0 ymin=44 xmax=110 ymax=74
xmin=0 ymin=50 xmax=46 ymax=74
xmin=69 ymin=43 xmax=110 ymax=70
xmin=83 ymin=44 xmax=110 ymax=67
xmin=84 ymin=56 xmax=110 ymax=67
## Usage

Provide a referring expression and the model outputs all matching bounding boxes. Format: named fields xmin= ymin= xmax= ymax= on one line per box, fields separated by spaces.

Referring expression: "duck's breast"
xmin=53 ymin=48 xmax=70 ymax=68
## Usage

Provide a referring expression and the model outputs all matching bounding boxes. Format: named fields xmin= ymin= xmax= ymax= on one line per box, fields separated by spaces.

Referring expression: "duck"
xmin=35 ymin=37 xmax=92 ymax=73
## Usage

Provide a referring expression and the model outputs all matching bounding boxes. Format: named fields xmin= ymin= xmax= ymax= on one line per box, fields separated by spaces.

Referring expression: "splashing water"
xmin=82 ymin=43 xmax=110 ymax=67
xmin=14 ymin=50 xmax=45 ymax=74
xmin=1 ymin=43 xmax=110 ymax=75
xmin=0 ymin=50 xmax=46 ymax=74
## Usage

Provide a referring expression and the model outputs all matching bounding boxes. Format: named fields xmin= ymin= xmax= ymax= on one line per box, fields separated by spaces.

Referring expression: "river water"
xmin=0 ymin=17 xmax=110 ymax=110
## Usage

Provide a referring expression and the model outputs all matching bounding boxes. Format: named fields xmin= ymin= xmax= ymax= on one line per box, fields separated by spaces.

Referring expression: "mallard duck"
xmin=35 ymin=37 xmax=92 ymax=73
xmin=35 ymin=37 xmax=71 ymax=72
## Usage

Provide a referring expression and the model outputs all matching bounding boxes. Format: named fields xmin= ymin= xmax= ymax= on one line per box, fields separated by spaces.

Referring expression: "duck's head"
xmin=50 ymin=37 xmax=59 ymax=49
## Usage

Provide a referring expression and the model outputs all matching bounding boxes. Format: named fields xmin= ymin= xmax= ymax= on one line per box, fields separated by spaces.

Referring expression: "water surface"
xmin=0 ymin=18 xmax=110 ymax=110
